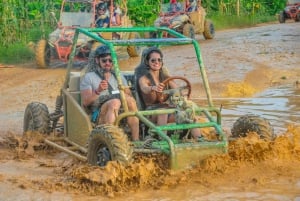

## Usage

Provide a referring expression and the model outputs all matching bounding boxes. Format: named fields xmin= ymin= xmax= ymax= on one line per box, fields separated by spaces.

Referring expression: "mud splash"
xmin=3 ymin=125 xmax=299 ymax=198
xmin=222 ymin=82 xmax=257 ymax=97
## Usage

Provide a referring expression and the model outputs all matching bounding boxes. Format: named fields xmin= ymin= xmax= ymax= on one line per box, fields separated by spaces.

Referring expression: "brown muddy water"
xmin=193 ymin=83 xmax=300 ymax=135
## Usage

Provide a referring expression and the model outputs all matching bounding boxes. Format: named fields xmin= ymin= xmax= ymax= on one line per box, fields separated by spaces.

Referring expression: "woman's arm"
xmin=139 ymin=76 xmax=153 ymax=94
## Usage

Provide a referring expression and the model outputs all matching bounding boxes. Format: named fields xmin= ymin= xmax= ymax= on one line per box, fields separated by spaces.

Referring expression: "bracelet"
xmin=95 ymin=89 xmax=100 ymax=95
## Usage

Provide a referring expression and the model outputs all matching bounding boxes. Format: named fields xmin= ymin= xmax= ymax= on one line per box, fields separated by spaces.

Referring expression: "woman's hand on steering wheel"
xmin=156 ymin=76 xmax=192 ymax=103
xmin=152 ymin=83 xmax=165 ymax=93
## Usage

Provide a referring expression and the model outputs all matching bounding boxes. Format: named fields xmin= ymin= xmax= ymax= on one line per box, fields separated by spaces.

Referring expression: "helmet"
xmin=142 ymin=46 xmax=163 ymax=65
xmin=96 ymin=3 xmax=107 ymax=11
xmin=95 ymin=45 xmax=111 ymax=57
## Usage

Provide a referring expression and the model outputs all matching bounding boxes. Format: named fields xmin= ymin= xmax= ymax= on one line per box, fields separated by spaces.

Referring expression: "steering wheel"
xmin=156 ymin=76 xmax=192 ymax=103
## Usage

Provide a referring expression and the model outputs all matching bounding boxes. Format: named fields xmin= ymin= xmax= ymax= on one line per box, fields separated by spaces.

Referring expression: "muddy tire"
xmin=23 ymin=102 xmax=50 ymax=134
xmin=35 ymin=39 xmax=51 ymax=69
xmin=231 ymin=115 xmax=274 ymax=140
xmin=203 ymin=20 xmax=215 ymax=40
xmin=183 ymin=23 xmax=195 ymax=39
xmin=127 ymin=32 xmax=141 ymax=57
xmin=87 ymin=125 xmax=133 ymax=166
xmin=279 ymin=11 xmax=285 ymax=23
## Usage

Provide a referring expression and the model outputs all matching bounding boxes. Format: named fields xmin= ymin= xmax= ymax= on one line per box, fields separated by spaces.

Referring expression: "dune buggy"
xmin=153 ymin=0 xmax=214 ymax=39
xmin=278 ymin=0 xmax=300 ymax=23
xmin=24 ymin=26 xmax=274 ymax=170
xmin=35 ymin=0 xmax=141 ymax=69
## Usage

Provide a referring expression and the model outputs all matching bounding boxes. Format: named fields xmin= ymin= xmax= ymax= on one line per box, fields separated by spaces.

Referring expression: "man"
xmin=80 ymin=45 xmax=139 ymax=141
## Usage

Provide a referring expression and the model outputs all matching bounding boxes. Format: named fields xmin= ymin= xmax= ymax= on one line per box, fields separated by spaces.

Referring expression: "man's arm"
xmin=80 ymin=74 xmax=106 ymax=107
xmin=81 ymin=88 xmax=100 ymax=107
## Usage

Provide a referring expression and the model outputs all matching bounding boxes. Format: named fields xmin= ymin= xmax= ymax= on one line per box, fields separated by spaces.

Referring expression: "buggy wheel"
xmin=203 ymin=20 xmax=215 ymax=39
xmin=127 ymin=32 xmax=141 ymax=57
xmin=35 ymin=39 xmax=51 ymax=69
xmin=183 ymin=23 xmax=195 ymax=39
xmin=23 ymin=102 xmax=50 ymax=134
xmin=87 ymin=125 xmax=133 ymax=166
xmin=279 ymin=11 xmax=285 ymax=23
xmin=231 ymin=115 xmax=274 ymax=140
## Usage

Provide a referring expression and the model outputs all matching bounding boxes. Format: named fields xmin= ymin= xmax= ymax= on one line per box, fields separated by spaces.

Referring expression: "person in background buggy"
xmin=185 ymin=0 xmax=198 ymax=12
xmin=168 ymin=0 xmax=183 ymax=12
xmin=95 ymin=3 xmax=109 ymax=28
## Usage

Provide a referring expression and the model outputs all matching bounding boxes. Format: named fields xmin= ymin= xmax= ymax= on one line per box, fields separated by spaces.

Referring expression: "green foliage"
xmin=0 ymin=0 xmax=20 ymax=46
xmin=127 ymin=0 xmax=161 ymax=26
xmin=202 ymin=0 xmax=287 ymax=16
xmin=0 ymin=0 xmax=60 ymax=47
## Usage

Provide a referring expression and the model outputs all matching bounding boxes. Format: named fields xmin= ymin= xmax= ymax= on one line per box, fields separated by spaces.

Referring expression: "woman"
xmin=138 ymin=47 xmax=177 ymax=126
xmin=110 ymin=3 xmax=122 ymax=26
xmin=138 ymin=47 xmax=201 ymax=139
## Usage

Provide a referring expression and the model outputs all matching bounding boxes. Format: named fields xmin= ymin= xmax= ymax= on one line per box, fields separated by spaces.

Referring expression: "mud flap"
xmin=170 ymin=142 xmax=227 ymax=170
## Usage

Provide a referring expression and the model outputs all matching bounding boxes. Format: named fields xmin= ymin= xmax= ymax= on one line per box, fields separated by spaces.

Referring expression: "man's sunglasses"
xmin=101 ymin=58 xmax=112 ymax=63
xmin=150 ymin=58 xmax=162 ymax=63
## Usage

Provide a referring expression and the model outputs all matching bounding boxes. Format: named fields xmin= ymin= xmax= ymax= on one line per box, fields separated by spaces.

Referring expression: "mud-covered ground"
xmin=0 ymin=22 xmax=299 ymax=200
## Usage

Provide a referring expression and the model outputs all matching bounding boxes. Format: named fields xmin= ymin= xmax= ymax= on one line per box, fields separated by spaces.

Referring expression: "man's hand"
xmin=97 ymin=80 xmax=108 ymax=92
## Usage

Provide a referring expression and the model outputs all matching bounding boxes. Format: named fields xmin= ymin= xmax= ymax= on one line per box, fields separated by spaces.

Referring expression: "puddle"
xmin=193 ymin=84 xmax=300 ymax=134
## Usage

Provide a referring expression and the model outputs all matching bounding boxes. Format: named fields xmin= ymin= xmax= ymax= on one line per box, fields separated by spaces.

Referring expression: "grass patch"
xmin=209 ymin=14 xmax=277 ymax=30
xmin=0 ymin=43 xmax=35 ymax=64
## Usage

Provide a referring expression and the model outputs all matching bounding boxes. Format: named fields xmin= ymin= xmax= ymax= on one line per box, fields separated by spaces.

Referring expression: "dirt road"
xmin=0 ymin=22 xmax=299 ymax=200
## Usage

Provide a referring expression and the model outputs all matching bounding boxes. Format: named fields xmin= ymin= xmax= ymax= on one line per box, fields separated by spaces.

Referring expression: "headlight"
xmin=285 ymin=8 xmax=290 ymax=12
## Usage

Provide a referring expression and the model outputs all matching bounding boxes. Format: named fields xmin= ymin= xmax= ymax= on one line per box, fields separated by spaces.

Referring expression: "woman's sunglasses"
xmin=101 ymin=58 xmax=112 ymax=63
xmin=150 ymin=58 xmax=162 ymax=63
